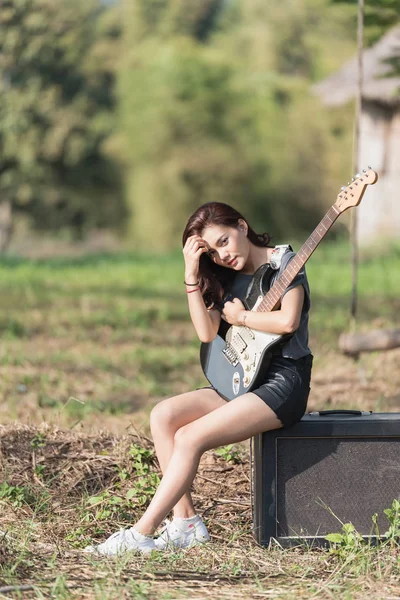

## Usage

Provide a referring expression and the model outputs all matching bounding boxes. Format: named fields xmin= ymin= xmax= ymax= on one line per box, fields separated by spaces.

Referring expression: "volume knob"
xmin=243 ymin=376 xmax=250 ymax=386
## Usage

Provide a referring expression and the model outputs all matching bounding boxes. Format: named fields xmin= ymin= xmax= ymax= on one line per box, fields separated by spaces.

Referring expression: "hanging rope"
xmin=350 ymin=0 xmax=365 ymax=324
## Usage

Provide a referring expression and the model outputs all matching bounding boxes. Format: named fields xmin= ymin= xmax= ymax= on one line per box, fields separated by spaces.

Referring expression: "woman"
xmin=85 ymin=202 xmax=312 ymax=556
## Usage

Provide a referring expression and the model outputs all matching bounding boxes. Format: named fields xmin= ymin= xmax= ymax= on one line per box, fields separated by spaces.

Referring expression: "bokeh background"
xmin=0 ymin=0 xmax=397 ymax=254
xmin=0 ymin=0 xmax=399 ymax=429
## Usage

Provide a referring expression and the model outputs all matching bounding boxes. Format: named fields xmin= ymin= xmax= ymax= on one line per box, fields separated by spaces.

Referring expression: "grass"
xmin=0 ymin=425 xmax=399 ymax=599
xmin=1 ymin=240 xmax=399 ymax=426
xmin=0 ymin=239 xmax=399 ymax=598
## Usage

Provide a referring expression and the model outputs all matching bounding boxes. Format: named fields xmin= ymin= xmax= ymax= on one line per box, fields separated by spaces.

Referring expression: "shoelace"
xmin=157 ymin=519 xmax=172 ymax=538
xmin=110 ymin=528 xmax=125 ymax=540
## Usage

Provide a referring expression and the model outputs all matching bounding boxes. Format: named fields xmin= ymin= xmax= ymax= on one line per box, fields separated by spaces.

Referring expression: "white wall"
xmin=357 ymin=102 xmax=400 ymax=244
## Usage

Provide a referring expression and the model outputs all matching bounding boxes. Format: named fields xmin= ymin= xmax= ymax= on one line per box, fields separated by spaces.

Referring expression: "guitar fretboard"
xmin=257 ymin=205 xmax=340 ymax=313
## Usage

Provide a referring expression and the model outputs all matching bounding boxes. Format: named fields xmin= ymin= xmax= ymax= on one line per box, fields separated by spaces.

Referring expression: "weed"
xmin=66 ymin=526 xmax=95 ymax=549
xmin=382 ymin=498 xmax=400 ymax=546
xmin=126 ymin=443 xmax=161 ymax=504
xmin=49 ymin=574 xmax=70 ymax=600
xmin=126 ymin=580 xmax=150 ymax=599
xmin=126 ymin=471 xmax=160 ymax=506
xmin=215 ymin=444 xmax=243 ymax=464
xmin=325 ymin=522 xmax=366 ymax=559
xmin=325 ymin=499 xmax=400 ymax=559
xmin=129 ymin=443 xmax=156 ymax=472
xmin=30 ymin=432 xmax=47 ymax=450
xmin=34 ymin=464 xmax=46 ymax=478
xmin=82 ymin=443 xmax=160 ymax=525
xmin=86 ymin=489 xmax=130 ymax=522
xmin=0 ymin=482 xmax=35 ymax=509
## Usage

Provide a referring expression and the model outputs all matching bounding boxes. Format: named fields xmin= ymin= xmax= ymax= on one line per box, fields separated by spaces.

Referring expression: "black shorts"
xmin=251 ymin=354 xmax=313 ymax=428
xmin=201 ymin=354 xmax=313 ymax=429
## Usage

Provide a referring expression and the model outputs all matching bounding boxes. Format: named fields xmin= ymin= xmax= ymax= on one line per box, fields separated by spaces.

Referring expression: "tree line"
xmin=0 ymin=0 xmax=397 ymax=251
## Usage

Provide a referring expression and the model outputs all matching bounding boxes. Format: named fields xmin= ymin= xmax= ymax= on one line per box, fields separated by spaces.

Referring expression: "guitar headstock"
xmin=334 ymin=168 xmax=378 ymax=213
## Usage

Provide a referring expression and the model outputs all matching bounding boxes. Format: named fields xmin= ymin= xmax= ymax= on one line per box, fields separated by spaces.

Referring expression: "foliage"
xmin=0 ymin=0 xmax=126 ymax=239
xmin=84 ymin=443 xmax=160 ymax=523
xmin=0 ymin=481 xmax=33 ymax=508
xmin=214 ymin=444 xmax=243 ymax=464
xmin=118 ymin=0 xmax=356 ymax=249
xmin=382 ymin=498 xmax=400 ymax=544
xmin=325 ymin=522 xmax=366 ymax=557
xmin=0 ymin=480 xmax=50 ymax=513
xmin=325 ymin=499 xmax=400 ymax=559
xmin=1 ymin=0 xmax=396 ymax=250
xmin=331 ymin=0 xmax=400 ymax=46
xmin=128 ymin=443 xmax=161 ymax=505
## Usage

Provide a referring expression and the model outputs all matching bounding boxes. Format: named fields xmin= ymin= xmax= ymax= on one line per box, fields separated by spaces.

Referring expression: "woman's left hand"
xmin=221 ymin=298 xmax=246 ymax=326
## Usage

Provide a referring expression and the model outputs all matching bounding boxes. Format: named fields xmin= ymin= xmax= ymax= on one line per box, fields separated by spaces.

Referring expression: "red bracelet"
xmin=186 ymin=287 xmax=200 ymax=294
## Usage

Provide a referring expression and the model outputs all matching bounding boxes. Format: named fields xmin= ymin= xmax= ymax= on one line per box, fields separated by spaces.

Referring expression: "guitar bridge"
xmin=222 ymin=343 xmax=239 ymax=366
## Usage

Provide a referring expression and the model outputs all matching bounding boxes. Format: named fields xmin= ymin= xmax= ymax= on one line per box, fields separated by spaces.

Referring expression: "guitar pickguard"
xmin=225 ymin=323 xmax=281 ymax=389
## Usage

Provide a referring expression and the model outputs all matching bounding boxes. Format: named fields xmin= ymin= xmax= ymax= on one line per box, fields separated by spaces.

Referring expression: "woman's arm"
xmin=183 ymin=234 xmax=221 ymax=343
xmin=222 ymin=285 xmax=304 ymax=335
xmin=186 ymin=297 xmax=221 ymax=343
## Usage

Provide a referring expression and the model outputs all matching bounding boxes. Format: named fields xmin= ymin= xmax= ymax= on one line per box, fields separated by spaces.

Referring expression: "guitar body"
xmin=200 ymin=265 xmax=291 ymax=401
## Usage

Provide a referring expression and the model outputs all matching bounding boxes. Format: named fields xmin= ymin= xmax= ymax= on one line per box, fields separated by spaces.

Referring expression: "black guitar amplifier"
xmin=253 ymin=410 xmax=400 ymax=547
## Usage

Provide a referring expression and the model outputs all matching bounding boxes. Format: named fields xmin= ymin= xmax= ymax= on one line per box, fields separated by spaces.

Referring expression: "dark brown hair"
xmin=182 ymin=202 xmax=270 ymax=309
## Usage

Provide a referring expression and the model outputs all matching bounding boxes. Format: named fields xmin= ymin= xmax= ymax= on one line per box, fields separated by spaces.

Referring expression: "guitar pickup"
xmin=231 ymin=333 xmax=247 ymax=353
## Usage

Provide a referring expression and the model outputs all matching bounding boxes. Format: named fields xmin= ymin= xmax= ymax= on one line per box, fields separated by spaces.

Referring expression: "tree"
xmin=119 ymin=0 xmax=352 ymax=249
xmin=0 ymin=0 xmax=126 ymax=250
xmin=332 ymin=0 xmax=399 ymax=45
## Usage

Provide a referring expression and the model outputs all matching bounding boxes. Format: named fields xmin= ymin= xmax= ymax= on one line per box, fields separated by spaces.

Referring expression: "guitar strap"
xmin=269 ymin=244 xmax=293 ymax=270
xmin=260 ymin=244 xmax=293 ymax=297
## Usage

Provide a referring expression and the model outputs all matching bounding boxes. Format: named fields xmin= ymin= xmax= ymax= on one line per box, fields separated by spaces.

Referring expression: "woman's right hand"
xmin=183 ymin=235 xmax=208 ymax=281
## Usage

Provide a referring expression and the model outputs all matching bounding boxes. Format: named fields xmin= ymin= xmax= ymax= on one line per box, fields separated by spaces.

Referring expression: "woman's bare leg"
xmin=149 ymin=388 xmax=227 ymax=519
xmin=136 ymin=393 xmax=282 ymax=535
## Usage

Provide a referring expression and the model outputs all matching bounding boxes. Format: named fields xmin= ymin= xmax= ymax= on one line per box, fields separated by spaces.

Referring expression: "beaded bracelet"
xmin=186 ymin=288 xmax=200 ymax=294
xmin=184 ymin=280 xmax=199 ymax=286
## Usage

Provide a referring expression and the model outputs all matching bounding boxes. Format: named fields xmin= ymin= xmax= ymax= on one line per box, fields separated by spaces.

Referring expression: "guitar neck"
xmin=257 ymin=205 xmax=341 ymax=313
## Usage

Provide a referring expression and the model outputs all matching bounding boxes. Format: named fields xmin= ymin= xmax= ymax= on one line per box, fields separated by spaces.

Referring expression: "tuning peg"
xmin=352 ymin=177 xmax=355 ymax=181
xmin=355 ymin=173 xmax=361 ymax=178
xmin=363 ymin=169 xmax=366 ymax=173
xmin=368 ymin=165 xmax=371 ymax=169
xmin=341 ymin=186 xmax=346 ymax=191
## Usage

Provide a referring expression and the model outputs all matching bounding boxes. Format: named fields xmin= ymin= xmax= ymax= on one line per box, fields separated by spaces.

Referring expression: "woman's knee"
xmin=150 ymin=397 xmax=180 ymax=434
xmin=173 ymin=424 xmax=203 ymax=455
xmin=150 ymin=399 xmax=173 ymax=434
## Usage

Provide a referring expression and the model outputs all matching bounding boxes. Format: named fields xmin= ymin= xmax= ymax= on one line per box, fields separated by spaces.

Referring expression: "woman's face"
xmin=201 ymin=221 xmax=249 ymax=270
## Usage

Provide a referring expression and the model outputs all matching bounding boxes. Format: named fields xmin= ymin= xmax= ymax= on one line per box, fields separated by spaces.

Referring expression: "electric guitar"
xmin=200 ymin=168 xmax=378 ymax=400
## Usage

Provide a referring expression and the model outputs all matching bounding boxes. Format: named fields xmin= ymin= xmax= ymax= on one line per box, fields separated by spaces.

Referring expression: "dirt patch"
xmin=308 ymin=347 xmax=400 ymax=413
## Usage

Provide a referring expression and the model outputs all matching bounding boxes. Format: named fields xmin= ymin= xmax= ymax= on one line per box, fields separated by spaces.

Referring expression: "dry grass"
xmin=0 ymin=423 xmax=399 ymax=599
xmin=0 ymin=245 xmax=399 ymax=597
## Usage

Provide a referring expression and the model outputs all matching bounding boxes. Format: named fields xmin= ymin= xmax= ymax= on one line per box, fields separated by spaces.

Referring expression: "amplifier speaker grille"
xmin=276 ymin=438 xmax=400 ymax=537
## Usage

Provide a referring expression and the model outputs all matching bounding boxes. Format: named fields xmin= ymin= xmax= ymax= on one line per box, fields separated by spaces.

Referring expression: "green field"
xmin=0 ymin=240 xmax=399 ymax=425
xmin=0 ymin=241 xmax=399 ymax=598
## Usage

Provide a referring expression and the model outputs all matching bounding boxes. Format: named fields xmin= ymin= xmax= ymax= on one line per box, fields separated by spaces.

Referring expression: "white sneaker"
xmin=84 ymin=527 xmax=156 ymax=556
xmin=155 ymin=515 xmax=210 ymax=550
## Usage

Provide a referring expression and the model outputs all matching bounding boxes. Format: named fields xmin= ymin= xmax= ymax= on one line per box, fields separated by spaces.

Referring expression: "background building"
xmin=314 ymin=25 xmax=400 ymax=244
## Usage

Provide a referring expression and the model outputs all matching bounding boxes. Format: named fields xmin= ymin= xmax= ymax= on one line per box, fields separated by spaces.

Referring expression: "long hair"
xmin=182 ymin=202 xmax=270 ymax=309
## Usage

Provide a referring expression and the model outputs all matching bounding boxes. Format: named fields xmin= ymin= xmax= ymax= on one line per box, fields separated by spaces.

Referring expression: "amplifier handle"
xmin=309 ymin=410 xmax=372 ymax=417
